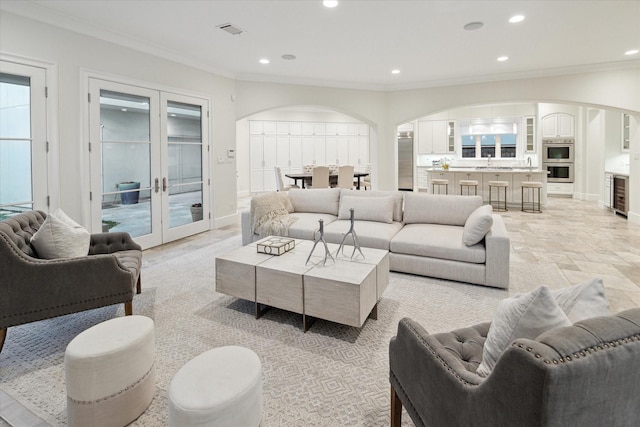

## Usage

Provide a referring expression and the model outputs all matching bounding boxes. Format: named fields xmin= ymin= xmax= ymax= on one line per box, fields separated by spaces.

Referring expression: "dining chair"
xmin=310 ymin=166 xmax=330 ymax=189
xmin=336 ymin=165 xmax=355 ymax=189
xmin=360 ymin=163 xmax=372 ymax=190
xmin=274 ymin=166 xmax=299 ymax=192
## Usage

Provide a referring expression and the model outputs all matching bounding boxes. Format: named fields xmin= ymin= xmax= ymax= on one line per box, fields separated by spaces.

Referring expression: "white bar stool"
xmin=459 ymin=179 xmax=479 ymax=195
xmin=431 ymin=179 xmax=449 ymax=195
xmin=488 ymin=180 xmax=509 ymax=211
xmin=521 ymin=181 xmax=543 ymax=213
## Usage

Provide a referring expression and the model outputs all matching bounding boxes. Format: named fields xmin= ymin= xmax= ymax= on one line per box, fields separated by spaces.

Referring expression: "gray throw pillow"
xmin=551 ymin=278 xmax=610 ymax=322
xmin=476 ymin=286 xmax=571 ymax=377
xmin=463 ymin=204 xmax=493 ymax=246
xmin=31 ymin=209 xmax=91 ymax=259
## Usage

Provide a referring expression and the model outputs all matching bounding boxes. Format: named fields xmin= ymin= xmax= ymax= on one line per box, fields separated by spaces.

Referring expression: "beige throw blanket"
xmin=250 ymin=192 xmax=298 ymax=238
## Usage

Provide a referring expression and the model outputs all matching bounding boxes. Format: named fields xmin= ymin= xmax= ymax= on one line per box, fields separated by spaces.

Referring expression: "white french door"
xmin=0 ymin=61 xmax=48 ymax=216
xmin=88 ymin=79 xmax=210 ymax=249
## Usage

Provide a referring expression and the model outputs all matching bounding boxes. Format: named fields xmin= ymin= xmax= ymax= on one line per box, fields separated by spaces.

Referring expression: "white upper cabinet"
xmin=276 ymin=122 xmax=290 ymax=135
xmin=541 ymin=113 xmax=574 ymax=138
xmin=249 ymin=121 xmax=264 ymax=134
xmin=418 ymin=120 xmax=450 ymax=154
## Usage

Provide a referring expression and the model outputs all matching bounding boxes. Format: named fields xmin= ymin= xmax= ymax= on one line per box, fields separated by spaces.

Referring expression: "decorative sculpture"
xmin=337 ymin=208 xmax=365 ymax=260
xmin=305 ymin=219 xmax=334 ymax=266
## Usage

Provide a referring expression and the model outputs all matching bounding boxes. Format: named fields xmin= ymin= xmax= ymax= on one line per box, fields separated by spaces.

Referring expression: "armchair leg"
xmin=391 ymin=384 xmax=402 ymax=427
xmin=124 ymin=301 xmax=133 ymax=316
xmin=136 ymin=275 xmax=142 ymax=294
xmin=0 ymin=328 xmax=6 ymax=353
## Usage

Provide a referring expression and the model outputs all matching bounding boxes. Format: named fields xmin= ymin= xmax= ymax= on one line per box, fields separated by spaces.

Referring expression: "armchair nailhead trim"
xmin=512 ymin=333 xmax=640 ymax=365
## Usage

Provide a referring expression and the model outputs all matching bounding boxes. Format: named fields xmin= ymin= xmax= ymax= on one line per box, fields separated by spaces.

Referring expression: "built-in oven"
xmin=542 ymin=138 xmax=574 ymax=162
xmin=544 ymin=162 xmax=574 ymax=183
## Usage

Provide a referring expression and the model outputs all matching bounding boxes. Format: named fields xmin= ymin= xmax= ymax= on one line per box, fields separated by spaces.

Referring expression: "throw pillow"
xmin=551 ymin=278 xmax=610 ymax=322
xmin=476 ymin=286 xmax=571 ymax=377
xmin=30 ymin=209 xmax=91 ymax=259
xmin=462 ymin=204 xmax=493 ymax=246
xmin=338 ymin=195 xmax=394 ymax=223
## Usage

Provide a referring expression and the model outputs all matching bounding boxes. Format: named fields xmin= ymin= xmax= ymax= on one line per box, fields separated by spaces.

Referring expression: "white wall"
xmin=0 ymin=11 xmax=237 ymax=226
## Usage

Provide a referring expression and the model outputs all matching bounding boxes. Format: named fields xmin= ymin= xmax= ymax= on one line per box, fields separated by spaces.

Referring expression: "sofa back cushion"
xmin=403 ymin=193 xmax=482 ymax=226
xmin=339 ymin=189 xmax=404 ymax=222
xmin=338 ymin=195 xmax=394 ymax=223
xmin=288 ymin=188 xmax=341 ymax=215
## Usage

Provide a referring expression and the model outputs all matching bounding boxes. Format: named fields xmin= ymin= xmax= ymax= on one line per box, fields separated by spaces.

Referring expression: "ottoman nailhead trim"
xmin=68 ymin=361 xmax=155 ymax=405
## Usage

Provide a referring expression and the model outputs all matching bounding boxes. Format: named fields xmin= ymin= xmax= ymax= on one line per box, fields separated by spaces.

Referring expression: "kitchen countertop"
xmin=419 ymin=166 xmax=547 ymax=173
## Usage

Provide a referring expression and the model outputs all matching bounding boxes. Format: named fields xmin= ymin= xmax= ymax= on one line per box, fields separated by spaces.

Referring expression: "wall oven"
xmin=542 ymin=138 xmax=574 ymax=162
xmin=544 ymin=163 xmax=574 ymax=183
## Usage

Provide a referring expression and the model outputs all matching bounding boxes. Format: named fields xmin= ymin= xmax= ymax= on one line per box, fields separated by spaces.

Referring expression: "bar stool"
xmin=459 ymin=180 xmax=479 ymax=195
xmin=521 ymin=181 xmax=543 ymax=213
xmin=488 ymin=180 xmax=509 ymax=211
xmin=431 ymin=178 xmax=448 ymax=195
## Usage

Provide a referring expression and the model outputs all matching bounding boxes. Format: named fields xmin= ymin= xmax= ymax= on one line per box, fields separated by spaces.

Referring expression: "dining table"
xmin=284 ymin=171 xmax=370 ymax=190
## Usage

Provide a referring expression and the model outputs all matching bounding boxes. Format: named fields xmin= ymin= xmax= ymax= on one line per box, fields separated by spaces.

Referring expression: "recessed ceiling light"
xmin=121 ymin=108 xmax=127 ymax=112
xmin=391 ymin=69 xmax=401 ymax=75
xmin=282 ymin=54 xmax=297 ymax=60
xmin=509 ymin=15 xmax=525 ymax=23
xmin=497 ymin=56 xmax=509 ymax=62
xmin=323 ymin=0 xmax=338 ymax=8
xmin=463 ymin=22 xmax=484 ymax=31
xmin=259 ymin=58 xmax=270 ymax=64
xmin=170 ymin=114 xmax=176 ymax=117
xmin=625 ymin=49 xmax=639 ymax=56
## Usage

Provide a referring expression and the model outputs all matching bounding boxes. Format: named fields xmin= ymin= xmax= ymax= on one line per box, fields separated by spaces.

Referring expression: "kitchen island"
xmin=418 ymin=166 xmax=548 ymax=207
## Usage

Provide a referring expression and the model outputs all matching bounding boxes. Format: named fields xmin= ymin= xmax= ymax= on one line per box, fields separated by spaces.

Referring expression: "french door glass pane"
xmin=0 ymin=73 xmax=32 ymax=217
xmin=166 ymin=101 xmax=203 ymax=228
xmin=100 ymin=90 xmax=152 ymax=237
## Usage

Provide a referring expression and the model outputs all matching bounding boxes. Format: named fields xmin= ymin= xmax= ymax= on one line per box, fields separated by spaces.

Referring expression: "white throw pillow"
xmin=31 ymin=209 xmax=91 ymax=259
xmin=551 ymin=278 xmax=610 ymax=323
xmin=463 ymin=204 xmax=493 ymax=246
xmin=338 ymin=195 xmax=394 ymax=223
xmin=476 ymin=286 xmax=571 ymax=377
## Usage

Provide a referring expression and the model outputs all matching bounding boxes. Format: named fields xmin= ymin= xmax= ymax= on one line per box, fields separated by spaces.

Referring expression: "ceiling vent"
xmin=216 ymin=23 xmax=246 ymax=36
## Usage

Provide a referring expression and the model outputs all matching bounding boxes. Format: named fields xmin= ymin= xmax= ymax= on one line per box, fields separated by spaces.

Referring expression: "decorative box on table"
xmin=256 ymin=236 xmax=295 ymax=256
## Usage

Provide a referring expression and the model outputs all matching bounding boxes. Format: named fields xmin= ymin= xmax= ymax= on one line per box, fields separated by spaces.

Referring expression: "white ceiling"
xmin=2 ymin=0 xmax=639 ymax=91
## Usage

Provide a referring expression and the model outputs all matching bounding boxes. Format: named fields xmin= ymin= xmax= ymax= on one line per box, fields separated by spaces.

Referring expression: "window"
xmin=459 ymin=117 xmax=521 ymax=159
xmin=462 ymin=135 xmax=476 ymax=157
xmin=500 ymin=134 xmax=517 ymax=158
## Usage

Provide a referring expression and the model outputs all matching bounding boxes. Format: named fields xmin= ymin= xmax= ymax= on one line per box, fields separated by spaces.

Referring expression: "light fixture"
xmin=509 ymin=15 xmax=525 ymax=23
xmin=463 ymin=22 xmax=484 ymax=31
xmin=625 ymin=49 xmax=639 ymax=56
xmin=497 ymin=56 xmax=509 ymax=62
xmin=259 ymin=58 xmax=270 ymax=64
xmin=121 ymin=108 xmax=127 ymax=112
xmin=323 ymin=0 xmax=338 ymax=8
xmin=391 ymin=69 xmax=401 ymax=74
xmin=170 ymin=113 xmax=177 ymax=117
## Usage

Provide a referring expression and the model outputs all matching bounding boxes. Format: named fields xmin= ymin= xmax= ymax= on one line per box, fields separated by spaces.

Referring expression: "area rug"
xmin=0 ymin=235 xmax=570 ymax=426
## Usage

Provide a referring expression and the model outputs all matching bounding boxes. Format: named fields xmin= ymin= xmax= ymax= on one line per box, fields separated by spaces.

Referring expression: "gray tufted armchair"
xmin=389 ymin=308 xmax=640 ymax=426
xmin=0 ymin=210 xmax=142 ymax=352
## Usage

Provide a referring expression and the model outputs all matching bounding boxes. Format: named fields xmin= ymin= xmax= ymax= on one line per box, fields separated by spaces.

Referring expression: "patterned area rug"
xmin=0 ymin=235 xmax=570 ymax=426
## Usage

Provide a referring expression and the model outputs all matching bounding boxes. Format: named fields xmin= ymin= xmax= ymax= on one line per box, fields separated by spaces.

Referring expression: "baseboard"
xmin=628 ymin=210 xmax=640 ymax=226
xmin=214 ymin=212 xmax=238 ymax=228
xmin=573 ymin=192 xmax=600 ymax=201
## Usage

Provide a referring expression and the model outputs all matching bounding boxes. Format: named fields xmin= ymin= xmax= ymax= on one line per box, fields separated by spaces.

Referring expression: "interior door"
xmin=0 ymin=62 xmax=48 ymax=216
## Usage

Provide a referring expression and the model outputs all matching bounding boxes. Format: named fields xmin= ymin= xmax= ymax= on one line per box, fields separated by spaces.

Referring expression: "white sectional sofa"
xmin=241 ymin=188 xmax=510 ymax=289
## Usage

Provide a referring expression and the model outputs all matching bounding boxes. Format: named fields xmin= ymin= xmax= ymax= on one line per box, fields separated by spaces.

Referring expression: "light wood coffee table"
xmin=215 ymin=238 xmax=389 ymax=331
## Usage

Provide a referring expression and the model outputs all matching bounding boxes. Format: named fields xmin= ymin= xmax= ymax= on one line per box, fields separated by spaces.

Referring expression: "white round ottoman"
xmin=168 ymin=346 xmax=263 ymax=427
xmin=65 ymin=315 xmax=155 ymax=427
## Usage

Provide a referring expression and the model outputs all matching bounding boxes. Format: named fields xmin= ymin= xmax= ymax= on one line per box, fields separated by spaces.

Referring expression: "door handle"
xmin=162 ymin=177 xmax=168 ymax=192
xmin=154 ymin=178 xmax=160 ymax=193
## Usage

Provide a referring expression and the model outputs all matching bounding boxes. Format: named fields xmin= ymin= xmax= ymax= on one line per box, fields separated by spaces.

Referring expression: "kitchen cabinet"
xmin=250 ymin=135 xmax=277 ymax=192
xmin=622 ymin=114 xmax=630 ymax=151
xmin=541 ymin=113 xmax=574 ymax=138
xmin=604 ymin=172 xmax=613 ymax=208
xmin=418 ymin=120 xmax=452 ymax=154
xmin=525 ymin=116 xmax=535 ymax=152
xmin=417 ymin=167 xmax=429 ymax=191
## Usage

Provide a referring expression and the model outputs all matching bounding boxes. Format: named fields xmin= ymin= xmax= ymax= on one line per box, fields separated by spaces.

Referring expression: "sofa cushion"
xmin=288 ymin=188 xmax=340 ymax=215
xmin=339 ymin=189 xmax=404 ymax=222
xmin=551 ymin=278 xmax=610 ymax=322
xmin=463 ymin=205 xmax=494 ymax=246
xmin=390 ymin=223 xmax=486 ymax=264
xmin=323 ymin=219 xmax=403 ymax=250
xmin=338 ymin=195 xmax=394 ymax=223
xmin=286 ymin=212 xmax=338 ymax=240
xmin=476 ymin=286 xmax=571 ymax=377
xmin=30 ymin=209 xmax=90 ymax=259
xmin=403 ymin=193 xmax=482 ymax=226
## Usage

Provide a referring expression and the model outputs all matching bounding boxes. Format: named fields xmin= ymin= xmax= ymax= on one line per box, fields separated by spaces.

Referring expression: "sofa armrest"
xmin=484 ymin=214 xmax=510 ymax=289
xmin=89 ymin=232 xmax=141 ymax=254
xmin=241 ymin=210 xmax=253 ymax=246
xmin=389 ymin=318 xmax=484 ymax=426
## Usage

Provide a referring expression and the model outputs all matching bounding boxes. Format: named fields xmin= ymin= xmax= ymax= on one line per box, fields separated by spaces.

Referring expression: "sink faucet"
xmin=487 ymin=154 xmax=492 ymax=167
xmin=527 ymin=157 xmax=532 ymax=168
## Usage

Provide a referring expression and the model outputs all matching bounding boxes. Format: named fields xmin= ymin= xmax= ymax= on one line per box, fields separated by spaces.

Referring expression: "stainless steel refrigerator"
xmin=397 ymin=131 xmax=414 ymax=191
